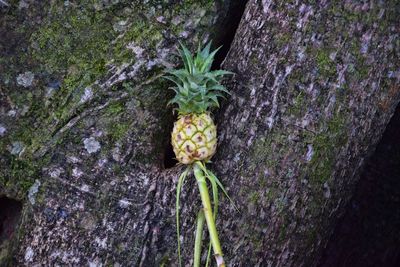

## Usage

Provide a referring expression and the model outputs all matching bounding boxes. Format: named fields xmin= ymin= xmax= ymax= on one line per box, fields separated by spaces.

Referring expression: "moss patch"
xmin=315 ymin=49 xmax=336 ymax=77
xmin=0 ymin=155 xmax=42 ymax=200
xmin=308 ymin=111 xmax=348 ymax=186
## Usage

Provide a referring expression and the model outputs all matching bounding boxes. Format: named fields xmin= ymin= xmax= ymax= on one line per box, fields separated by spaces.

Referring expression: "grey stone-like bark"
xmin=216 ymin=1 xmax=399 ymax=266
xmin=0 ymin=0 xmax=399 ymax=266
xmin=0 ymin=1 xmax=236 ymax=266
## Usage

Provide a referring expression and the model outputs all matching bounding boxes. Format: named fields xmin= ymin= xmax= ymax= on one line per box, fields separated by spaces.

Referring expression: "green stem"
xmin=193 ymin=163 xmax=226 ymax=267
xmin=194 ymin=210 xmax=205 ymax=267
xmin=176 ymin=168 xmax=189 ymax=267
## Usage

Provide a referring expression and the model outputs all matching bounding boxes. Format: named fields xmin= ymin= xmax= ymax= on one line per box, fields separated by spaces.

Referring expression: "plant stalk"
xmin=194 ymin=210 xmax=205 ymax=267
xmin=193 ymin=163 xmax=226 ymax=267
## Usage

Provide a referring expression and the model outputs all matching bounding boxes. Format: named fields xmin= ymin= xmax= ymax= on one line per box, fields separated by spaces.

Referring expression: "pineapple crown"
xmin=164 ymin=41 xmax=233 ymax=115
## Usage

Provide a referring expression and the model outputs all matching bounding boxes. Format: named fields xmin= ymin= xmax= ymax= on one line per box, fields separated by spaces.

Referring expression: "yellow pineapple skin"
xmin=171 ymin=113 xmax=217 ymax=164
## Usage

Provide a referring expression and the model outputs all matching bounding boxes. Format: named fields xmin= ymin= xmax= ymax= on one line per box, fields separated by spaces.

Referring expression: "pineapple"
xmin=164 ymin=41 xmax=232 ymax=267
xmin=171 ymin=113 xmax=217 ymax=164
xmin=165 ymin=42 xmax=231 ymax=165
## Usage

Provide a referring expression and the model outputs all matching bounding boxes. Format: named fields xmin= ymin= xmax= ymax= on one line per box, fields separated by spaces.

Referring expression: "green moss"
xmin=288 ymin=91 xmax=306 ymax=116
xmin=0 ymin=156 xmax=41 ymax=199
xmin=112 ymin=18 xmax=163 ymax=61
xmin=275 ymin=32 xmax=292 ymax=47
xmin=0 ymin=241 xmax=11 ymax=265
xmin=249 ymin=53 xmax=259 ymax=66
xmin=308 ymin=111 xmax=348 ymax=185
xmin=159 ymin=254 xmax=170 ymax=267
xmin=109 ymin=122 xmax=130 ymax=142
xmin=249 ymin=131 xmax=287 ymax=170
xmin=15 ymin=0 xmax=220 ymax=159
xmin=6 ymin=4 xmax=120 ymax=158
xmin=348 ymin=39 xmax=369 ymax=80
xmin=31 ymin=5 xmax=114 ymax=78
xmin=266 ymin=186 xmax=278 ymax=202
xmin=278 ymin=222 xmax=288 ymax=242
xmin=249 ymin=192 xmax=260 ymax=204
xmin=0 ymin=3 xmax=223 ymax=264
xmin=106 ymin=102 xmax=125 ymax=116
xmin=20 ymin=3 xmax=137 ymax=155
xmin=180 ymin=0 xmax=214 ymax=9
xmin=315 ymin=50 xmax=336 ymax=77
xmin=1 ymin=0 xmax=221 ymax=201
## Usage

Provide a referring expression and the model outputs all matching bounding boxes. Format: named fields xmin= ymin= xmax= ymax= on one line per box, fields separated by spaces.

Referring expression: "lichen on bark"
xmin=0 ymin=0 xmax=234 ymax=265
xmin=217 ymin=1 xmax=400 ymax=266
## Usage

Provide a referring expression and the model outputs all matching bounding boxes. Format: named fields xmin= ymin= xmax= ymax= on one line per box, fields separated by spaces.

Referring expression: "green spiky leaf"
xmin=164 ymin=41 xmax=233 ymax=115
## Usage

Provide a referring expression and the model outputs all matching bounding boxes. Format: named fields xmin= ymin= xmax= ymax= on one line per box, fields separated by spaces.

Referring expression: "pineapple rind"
xmin=172 ymin=113 xmax=217 ymax=164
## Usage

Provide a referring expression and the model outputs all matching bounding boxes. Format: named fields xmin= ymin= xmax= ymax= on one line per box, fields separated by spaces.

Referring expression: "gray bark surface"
xmin=217 ymin=1 xmax=399 ymax=266
xmin=0 ymin=0 xmax=399 ymax=266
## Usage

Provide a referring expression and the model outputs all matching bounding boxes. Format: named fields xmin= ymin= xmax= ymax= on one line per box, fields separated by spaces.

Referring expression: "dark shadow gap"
xmin=163 ymin=140 xmax=178 ymax=169
xmin=212 ymin=0 xmax=248 ymax=70
xmin=318 ymin=104 xmax=400 ymax=267
xmin=0 ymin=196 xmax=22 ymax=244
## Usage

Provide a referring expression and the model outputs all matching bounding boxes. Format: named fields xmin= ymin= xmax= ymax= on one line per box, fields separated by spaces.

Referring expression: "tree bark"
xmin=0 ymin=0 xmax=399 ymax=266
xmin=217 ymin=1 xmax=399 ymax=266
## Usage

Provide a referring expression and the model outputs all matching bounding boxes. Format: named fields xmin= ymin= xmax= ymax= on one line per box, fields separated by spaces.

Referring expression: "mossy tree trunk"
xmin=216 ymin=1 xmax=399 ymax=266
xmin=0 ymin=0 xmax=399 ymax=266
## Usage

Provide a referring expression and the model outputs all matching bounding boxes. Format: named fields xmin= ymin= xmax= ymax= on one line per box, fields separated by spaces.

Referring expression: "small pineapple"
xmin=165 ymin=42 xmax=232 ymax=165
xmin=172 ymin=113 xmax=217 ymax=164
xmin=165 ymin=41 xmax=233 ymax=267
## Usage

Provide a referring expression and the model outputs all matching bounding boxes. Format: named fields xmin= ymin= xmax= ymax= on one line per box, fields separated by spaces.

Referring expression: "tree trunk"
xmin=217 ymin=1 xmax=399 ymax=266
xmin=0 ymin=0 xmax=399 ymax=266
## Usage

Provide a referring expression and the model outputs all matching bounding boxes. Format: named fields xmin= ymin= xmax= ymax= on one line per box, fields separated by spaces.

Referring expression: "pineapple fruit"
xmin=165 ymin=42 xmax=231 ymax=165
xmin=164 ymin=41 xmax=232 ymax=267
xmin=171 ymin=113 xmax=217 ymax=164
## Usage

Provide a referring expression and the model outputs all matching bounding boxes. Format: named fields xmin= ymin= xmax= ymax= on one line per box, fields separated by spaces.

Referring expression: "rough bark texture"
xmin=0 ymin=1 xmax=237 ymax=265
xmin=217 ymin=1 xmax=399 ymax=266
xmin=319 ymin=104 xmax=400 ymax=267
xmin=0 ymin=0 xmax=399 ymax=266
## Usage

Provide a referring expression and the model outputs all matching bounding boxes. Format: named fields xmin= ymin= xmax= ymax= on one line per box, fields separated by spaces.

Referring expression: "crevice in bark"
xmin=212 ymin=0 xmax=248 ymax=69
xmin=163 ymin=141 xmax=178 ymax=169
xmin=163 ymin=110 xmax=178 ymax=169
xmin=0 ymin=196 xmax=22 ymax=244
xmin=318 ymin=104 xmax=400 ymax=267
